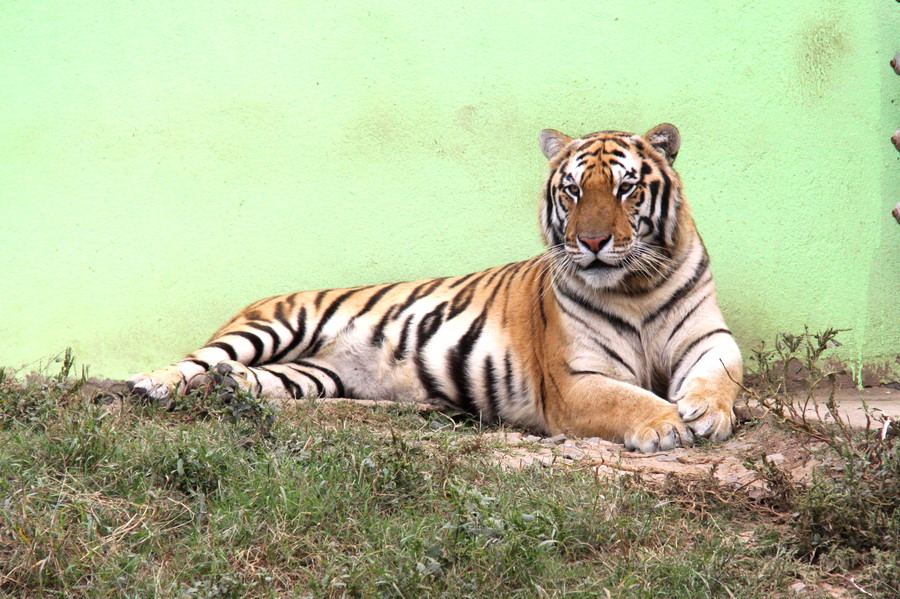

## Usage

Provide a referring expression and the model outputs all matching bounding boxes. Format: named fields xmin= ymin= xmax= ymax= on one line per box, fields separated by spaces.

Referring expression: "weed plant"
xmin=743 ymin=328 xmax=899 ymax=595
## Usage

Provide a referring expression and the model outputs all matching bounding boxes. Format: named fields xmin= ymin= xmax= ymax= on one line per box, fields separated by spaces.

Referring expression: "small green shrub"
xmin=0 ymin=349 xmax=85 ymax=431
xmin=744 ymin=328 xmax=899 ymax=594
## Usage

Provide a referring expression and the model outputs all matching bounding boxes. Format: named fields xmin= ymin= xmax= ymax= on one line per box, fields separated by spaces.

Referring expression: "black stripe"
xmin=370 ymin=305 xmax=399 ymax=346
xmin=667 ymin=291 xmax=713 ymax=342
xmin=503 ymin=352 xmax=516 ymax=401
xmin=671 ymin=347 xmax=714 ymax=396
xmin=413 ymin=302 xmax=451 ymax=402
xmin=647 ymin=180 xmax=660 ymax=220
xmin=208 ymin=341 xmax=238 ymax=361
xmin=643 ymin=252 xmax=710 ymax=325
xmin=247 ymin=367 xmax=262 ymax=390
xmin=543 ymin=177 xmax=561 ymax=247
xmin=308 ymin=287 xmax=366 ymax=354
xmin=259 ymin=366 xmax=307 ymax=398
xmin=651 ymin=367 xmax=670 ymax=399
xmin=414 ymin=357 xmax=451 ymax=403
xmin=449 ymin=271 xmax=489 ymax=308
xmin=448 ymin=280 xmax=478 ymax=319
xmin=537 ymin=269 xmax=549 ymax=329
xmin=555 ymin=283 xmax=639 ymax=338
xmin=393 ymin=314 xmax=415 ymax=362
xmin=633 ymin=189 xmax=646 ymax=209
xmin=484 ymin=262 xmax=517 ymax=309
xmin=607 ymin=158 xmax=626 ymax=171
xmin=185 ymin=358 xmax=211 ymax=371
xmin=657 ymin=168 xmax=672 ymax=237
xmin=270 ymin=306 xmax=308 ymax=363
xmin=246 ymin=322 xmax=280 ymax=354
xmin=448 ymin=271 xmax=477 ymax=289
xmin=446 ymin=309 xmax=488 ymax=413
xmin=273 ymin=300 xmax=295 ymax=337
xmin=671 ymin=329 xmax=732 ymax=376
xmin=555 ymin=301 xmax=638 ymax=378
xmin=230 ymin=331 xmax=265 ymax=365
xmin=482 ymin=264 xmax=508 ymax=287
xmin=312 ymin=290 xmax=328 ymax=310
xmin=637 ymin=216 xmax=654 ymax=235
xmin=600 ymin=343 xmax=636 ymax=378
xmin=483 ymin=355 xmax=500 ymax=420
xmin=283 ymin=364 xmax=326 ymax=396
xmin=484 ymin=267 xmax=514 ymax=310
xmin=393 ymin=278 xmax=446 ymax=316
xmin=548 ymin=370 xmax=564 ymax=397
xmin=350 ymin=283 xmax=401 ymax=324
xmin=294 ymin=360 xmax=345 ymax=397
xmin=575 ymin=139 xmax=596 ymax=153
xmin=419 ymin=302 xmax=448 ymax=344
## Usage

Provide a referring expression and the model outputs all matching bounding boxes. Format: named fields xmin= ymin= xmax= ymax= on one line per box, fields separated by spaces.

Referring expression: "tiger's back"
xmin=129 ymin=124 xmax=742 ymax=453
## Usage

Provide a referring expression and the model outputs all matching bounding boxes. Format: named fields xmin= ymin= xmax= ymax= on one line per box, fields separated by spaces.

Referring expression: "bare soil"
xmin=90 ymin=379 xmax=898 ymax=500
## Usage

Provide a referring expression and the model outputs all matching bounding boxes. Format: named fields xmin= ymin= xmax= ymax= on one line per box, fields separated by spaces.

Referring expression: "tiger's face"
xmin=539 ymin=124 xmax=683 ymax=290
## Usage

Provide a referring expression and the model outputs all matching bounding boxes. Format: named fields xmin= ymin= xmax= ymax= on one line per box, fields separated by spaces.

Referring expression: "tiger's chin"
xmin=572 ymin=257 xmax=665 ymax=292
xmin=573 ymin=262 xmax=630 ymax=290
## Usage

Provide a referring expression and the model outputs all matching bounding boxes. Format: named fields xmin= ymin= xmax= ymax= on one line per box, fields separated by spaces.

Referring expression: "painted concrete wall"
xmin=1 ymin=1 xmax=898 ymax=381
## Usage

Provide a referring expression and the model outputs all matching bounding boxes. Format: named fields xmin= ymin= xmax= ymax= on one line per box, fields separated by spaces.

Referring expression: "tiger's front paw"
xmin=675 ymin=380 xmax=736 ymax=442
xmin=126 ymin=372 xmax=178 ymax=400
xmin=623 ymin=404 xmax=695 ymax=453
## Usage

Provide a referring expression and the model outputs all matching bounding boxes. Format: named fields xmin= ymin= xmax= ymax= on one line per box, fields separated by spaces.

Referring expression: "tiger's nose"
xmin=578 ymin=234 xmax=611 ymax=253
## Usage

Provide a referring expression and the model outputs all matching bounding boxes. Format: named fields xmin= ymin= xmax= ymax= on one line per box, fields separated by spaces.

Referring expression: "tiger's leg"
xmin=669 ymin=332 xmax=742 ymax=441
xmin=127 ymin=293 xmax=312 ymax=400
xmin=546 ymin=373 xmax=694 ymax=453
xmin=127 ymin=330 xmax=299 ymax=400
xmin=187 ymin=360 xmax=345 ymax=400
xmin=127 ymin=284 xmax=394 ymax=401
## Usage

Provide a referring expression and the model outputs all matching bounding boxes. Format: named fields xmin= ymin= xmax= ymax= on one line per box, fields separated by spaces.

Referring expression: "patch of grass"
xmin=0 ymin=349 xmax=84 ymax=431
xmin=0 ymin=350 xmax=889 ymax=597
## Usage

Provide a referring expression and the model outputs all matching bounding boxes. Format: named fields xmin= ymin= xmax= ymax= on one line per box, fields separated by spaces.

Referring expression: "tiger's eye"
xmin=619 ymin=182 xmax=634 ymax=196
xmin=564 ymin=184 xmax=581 ymax=199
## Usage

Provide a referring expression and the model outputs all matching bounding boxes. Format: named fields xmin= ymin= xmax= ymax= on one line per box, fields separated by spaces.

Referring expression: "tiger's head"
xmin=538 ymin=124 xmax=689 ymax=291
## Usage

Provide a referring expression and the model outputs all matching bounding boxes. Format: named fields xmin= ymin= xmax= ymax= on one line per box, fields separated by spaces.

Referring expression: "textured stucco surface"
xmin=1 ymin=2 xmax=898 ymax=381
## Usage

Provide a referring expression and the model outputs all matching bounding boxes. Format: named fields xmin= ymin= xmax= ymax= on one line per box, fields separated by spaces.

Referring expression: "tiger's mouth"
xmin=582 ymin=258 xmax=618 ymax=271
xmin=563 ymin=243 xmax=633 ymax=273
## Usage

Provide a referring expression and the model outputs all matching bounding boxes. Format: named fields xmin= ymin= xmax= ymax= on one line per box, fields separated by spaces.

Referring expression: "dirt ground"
xmin=294 ymin=387 xmax=896 ymax=507
xmin=92 ymin=379 xmax=899 ymax=497
xmin=484 ymin=388 xmax=897 ymax=490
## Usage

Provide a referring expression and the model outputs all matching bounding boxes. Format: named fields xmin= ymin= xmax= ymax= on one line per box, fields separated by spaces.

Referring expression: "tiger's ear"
xmin=539 ymin=129 xmax=572 ymax=160
xmin=644 ymin=123 xmax=681 ymax=164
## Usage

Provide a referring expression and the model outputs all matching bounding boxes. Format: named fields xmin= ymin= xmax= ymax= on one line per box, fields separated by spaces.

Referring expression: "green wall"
xmin=2 ymin=1 xmax=898 ymax=382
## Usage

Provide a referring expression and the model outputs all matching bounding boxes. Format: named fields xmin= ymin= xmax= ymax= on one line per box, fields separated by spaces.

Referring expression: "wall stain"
xmin=797 ymin=16 xmax=848 ymax=101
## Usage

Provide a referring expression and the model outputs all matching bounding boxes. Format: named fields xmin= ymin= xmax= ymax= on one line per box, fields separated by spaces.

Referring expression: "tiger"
xmin=127 ymin=123 xmax=742 ymax=453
